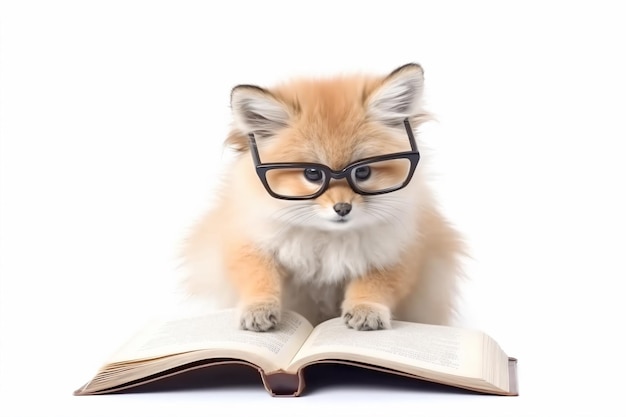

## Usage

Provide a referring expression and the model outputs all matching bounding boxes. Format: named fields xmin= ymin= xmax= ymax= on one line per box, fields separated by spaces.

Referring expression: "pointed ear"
xmin=367 ymin=63 xmax=425 ymax=126
xmin=230 ymin=84 xmax=290 ymax=137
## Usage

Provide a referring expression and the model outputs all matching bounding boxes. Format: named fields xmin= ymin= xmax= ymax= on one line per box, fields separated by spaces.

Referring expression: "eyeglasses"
xmin=248 ymin=118 xmax=420 ymax=200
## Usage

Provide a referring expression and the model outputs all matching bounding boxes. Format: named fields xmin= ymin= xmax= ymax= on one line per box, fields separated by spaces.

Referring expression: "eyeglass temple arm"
xmin=248 ymin=133 xmax=262 ymax=165
xmin=403 ymin=119 xmax=418 ymax=152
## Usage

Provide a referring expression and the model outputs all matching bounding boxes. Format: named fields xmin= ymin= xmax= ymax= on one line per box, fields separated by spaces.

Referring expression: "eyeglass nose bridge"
xmin=326 ymin=168 xmax=351 ymax=181
xmin=323 ymin=168 xmax=362 ymax=194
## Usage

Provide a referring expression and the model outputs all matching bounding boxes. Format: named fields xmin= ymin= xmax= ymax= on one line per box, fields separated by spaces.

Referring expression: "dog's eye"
xmin=303 ymin=168 xmax=323 ymax=183
xmin=354 ymin=166 xmax=371 ymax=181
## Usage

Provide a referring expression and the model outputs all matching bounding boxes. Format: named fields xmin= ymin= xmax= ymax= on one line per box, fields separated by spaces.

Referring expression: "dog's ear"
xmin=367 ymin=63 xmax=424 ymax=126
xmin=230 ymin=85 xmax=290 ymax=138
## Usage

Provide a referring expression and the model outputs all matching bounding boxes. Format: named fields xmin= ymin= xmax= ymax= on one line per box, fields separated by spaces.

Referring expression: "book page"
xmin=108 ymin=309 xmax=313 ymax=372
xmin=287 ymin=318 xmax=485 ymax=379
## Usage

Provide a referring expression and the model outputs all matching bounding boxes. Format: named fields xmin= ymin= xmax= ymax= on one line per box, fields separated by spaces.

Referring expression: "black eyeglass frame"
xmin=248 ymin=118 xmax=421 ymax=200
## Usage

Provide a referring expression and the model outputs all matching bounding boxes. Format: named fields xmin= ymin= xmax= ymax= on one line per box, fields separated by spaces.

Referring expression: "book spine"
xmin=260 ymin=370 xmax=304 ymax=397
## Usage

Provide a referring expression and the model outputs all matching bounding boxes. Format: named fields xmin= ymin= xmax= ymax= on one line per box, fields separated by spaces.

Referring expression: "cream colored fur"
xmin=181 ymin=64 xmax=465 ymax=331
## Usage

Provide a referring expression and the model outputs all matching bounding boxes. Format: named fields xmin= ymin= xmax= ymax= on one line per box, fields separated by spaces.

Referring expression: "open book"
xmin=74 ymin=310 xmax=518 ymax=397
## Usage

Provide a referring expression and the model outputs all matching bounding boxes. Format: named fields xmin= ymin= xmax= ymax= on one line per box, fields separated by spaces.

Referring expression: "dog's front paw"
xmin=342 ymin=302 xmax=391 ymax=331
xmin=239 ymin=301 xmax=281 ymax=332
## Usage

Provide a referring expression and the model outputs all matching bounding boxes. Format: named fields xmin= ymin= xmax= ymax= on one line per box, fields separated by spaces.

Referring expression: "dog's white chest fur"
xmin=268 ymin=225 xmax=405 ymax=284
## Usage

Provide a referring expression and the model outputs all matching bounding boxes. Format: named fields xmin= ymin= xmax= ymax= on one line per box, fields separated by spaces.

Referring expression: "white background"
xmin=1 ymin=1 xmax=625 ymax=416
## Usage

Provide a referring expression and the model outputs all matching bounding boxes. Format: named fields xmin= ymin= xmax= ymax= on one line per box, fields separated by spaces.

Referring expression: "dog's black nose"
xmin=333 ymin=202 xmax=352 ymax=217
